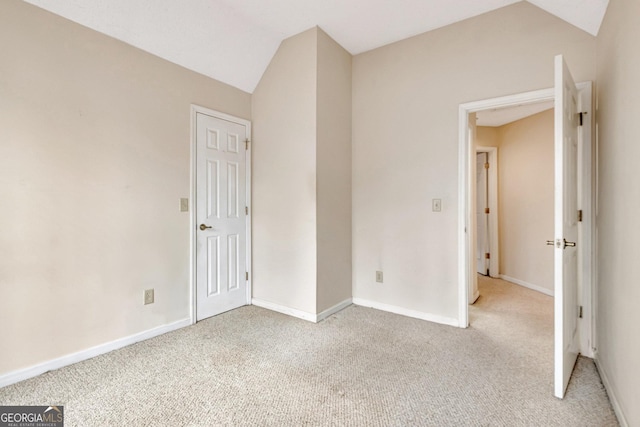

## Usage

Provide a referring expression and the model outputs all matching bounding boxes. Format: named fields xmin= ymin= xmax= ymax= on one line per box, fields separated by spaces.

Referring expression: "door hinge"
xmin=485 ymin=253 xmax=490 ymax=259
xmin=579 ymin=306 xmax=583 ymax=318
xmin=245 ymin=272 xmax=249 ymax=281
xmin=484 ymin=162 xmax=490 ymax=169
xmin=245 ymin=138 xmax=250 ymax=150
xmin=579 ymin=112 xmax=586 ymax=126
xmin=245 ymin=206 xmax=249 ymax=215
xmin=577 ymin=210 xmax=583 ymax=222
xmin=484 ymin=207 xmax=490 ymax=214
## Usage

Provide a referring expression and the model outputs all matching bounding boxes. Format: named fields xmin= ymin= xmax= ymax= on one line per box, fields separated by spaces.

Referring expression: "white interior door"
xmin=476 ymin=152 xmax=489 ymax=276
xmin=553 ymin=55 xmax=580 ymax=399
xmin=196 ymin=111 xmax=249 ymax=321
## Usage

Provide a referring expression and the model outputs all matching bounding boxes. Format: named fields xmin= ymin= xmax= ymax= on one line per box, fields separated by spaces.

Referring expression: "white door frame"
xmin=475 ymin=146 xmax=499 ymax=279
xmin=457 ymin=85 xmax=594 ymax=357
xmin=189 ymin=105 xmax=252 ymax=324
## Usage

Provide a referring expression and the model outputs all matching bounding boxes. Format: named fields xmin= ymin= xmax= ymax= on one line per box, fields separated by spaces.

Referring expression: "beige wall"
xmin=596 ymin=0 xmax=640 ymax=425
xmin=252 ymin=28 xmax=318 ymax=314
xmin=495 ymin=110 xmax=554 ymax=293
xmin=6 ymin=5 xmax=635 ymax=423
xmin=316 ymin=30 xmax=353 ymax=312
xmin=252 ymin=27 xmax=353 ymax=316
xmin=352 ymin=2 xmax=596 ymax=321
xmin=0 ymin=0 xmax=251 ymax=375
xmin=476 ymin=127 xmax=500 ymax=148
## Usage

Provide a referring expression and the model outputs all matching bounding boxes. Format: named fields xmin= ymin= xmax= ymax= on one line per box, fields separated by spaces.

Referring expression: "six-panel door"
xmin=196 ymin=112 xmax=248 ymax=321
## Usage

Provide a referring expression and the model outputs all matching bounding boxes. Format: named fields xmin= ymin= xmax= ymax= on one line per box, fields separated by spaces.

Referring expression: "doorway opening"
xmin=472 ymin=102 xmax=555 ymax=304
xmin=469 ymin=104 xmax=557 ymax=397
xmin=458 ymin=71 xmax=594 ymax=398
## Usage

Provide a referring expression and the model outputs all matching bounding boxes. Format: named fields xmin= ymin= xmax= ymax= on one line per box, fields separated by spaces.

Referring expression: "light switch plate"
xmin=180 ymin=198 xmax=189 ymax=212
xmin=432 ymin=199 xmax=442 ymax=212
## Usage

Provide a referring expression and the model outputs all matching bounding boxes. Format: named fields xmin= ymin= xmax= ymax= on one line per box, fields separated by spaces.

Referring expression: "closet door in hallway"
xmin=476 ymin=152 xmax=489 ymax=276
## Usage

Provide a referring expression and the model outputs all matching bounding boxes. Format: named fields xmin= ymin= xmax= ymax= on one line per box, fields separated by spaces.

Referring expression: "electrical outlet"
xmin=144 ymin=289 xmax=154 ymax=305
xmin=180 ymin=198 xmax=189 ymax=212
xmin=432 ymin=199 xmax=442 ymax=212
xmin=376 ymin=271 xmax=383 ymax=283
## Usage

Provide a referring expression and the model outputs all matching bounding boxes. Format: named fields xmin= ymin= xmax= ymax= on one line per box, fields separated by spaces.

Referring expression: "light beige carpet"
xmin=0 ymin=276 xmax=618 ymax=426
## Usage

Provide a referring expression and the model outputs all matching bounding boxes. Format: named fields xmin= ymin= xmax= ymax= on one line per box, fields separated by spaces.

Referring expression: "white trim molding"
xmin=596 ymin=359 xmax=629 ymax=427
xmin=251 ymin=298 xmax=353 ymax=323
xmin=0 ymin=318 xmax=191 ymax=389
xmin=252 ymin=299 xmax=317 ymax=322
xmin=316 ymin=299 xmax=352 ymax=322
xmin=500 ymin=275 xmax=554 ymax=297
xmin=352 ymin=298 xmax=459 ymax=327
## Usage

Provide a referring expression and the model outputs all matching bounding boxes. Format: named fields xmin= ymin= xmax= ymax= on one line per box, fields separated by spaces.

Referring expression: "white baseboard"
xmin=352 ymin=298 xmax=459 ymax=327
xmin=252 ymin=298 xmax=316 ymax=322
xmin=251 ymin=298 xmax=353 ymax=323
xmin=595 ymin=358 xmax=629 ymax=427
xmin=500 ymin=275 xmax=554 ymax=296
xmin=0 ymin=318 xmax=191 ymax=389
xmin=316 ymin=298 xmax=352 ymax=322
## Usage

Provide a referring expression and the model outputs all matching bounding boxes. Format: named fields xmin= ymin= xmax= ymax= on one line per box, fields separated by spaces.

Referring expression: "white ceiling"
xmin=22 ymin=0 xmax=609 ymax=93
xmin=476 ymin=101 xmax=554 ymax=127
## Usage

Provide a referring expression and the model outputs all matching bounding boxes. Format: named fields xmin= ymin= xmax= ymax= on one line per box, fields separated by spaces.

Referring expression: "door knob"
xmin=546 ymin=239 xmax=576 ymax=248
xmin=199 ymin=224 xmax=213 ymax=231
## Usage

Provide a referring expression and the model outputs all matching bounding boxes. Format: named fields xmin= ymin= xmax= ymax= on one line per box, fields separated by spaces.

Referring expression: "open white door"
xmin=553 ymin=55 xmax=580 ymax=398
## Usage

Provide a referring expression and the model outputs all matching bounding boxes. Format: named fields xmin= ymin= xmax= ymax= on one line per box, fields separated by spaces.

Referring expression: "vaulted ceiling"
xmin=23 ymin=0 xmax=609 ymax=93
